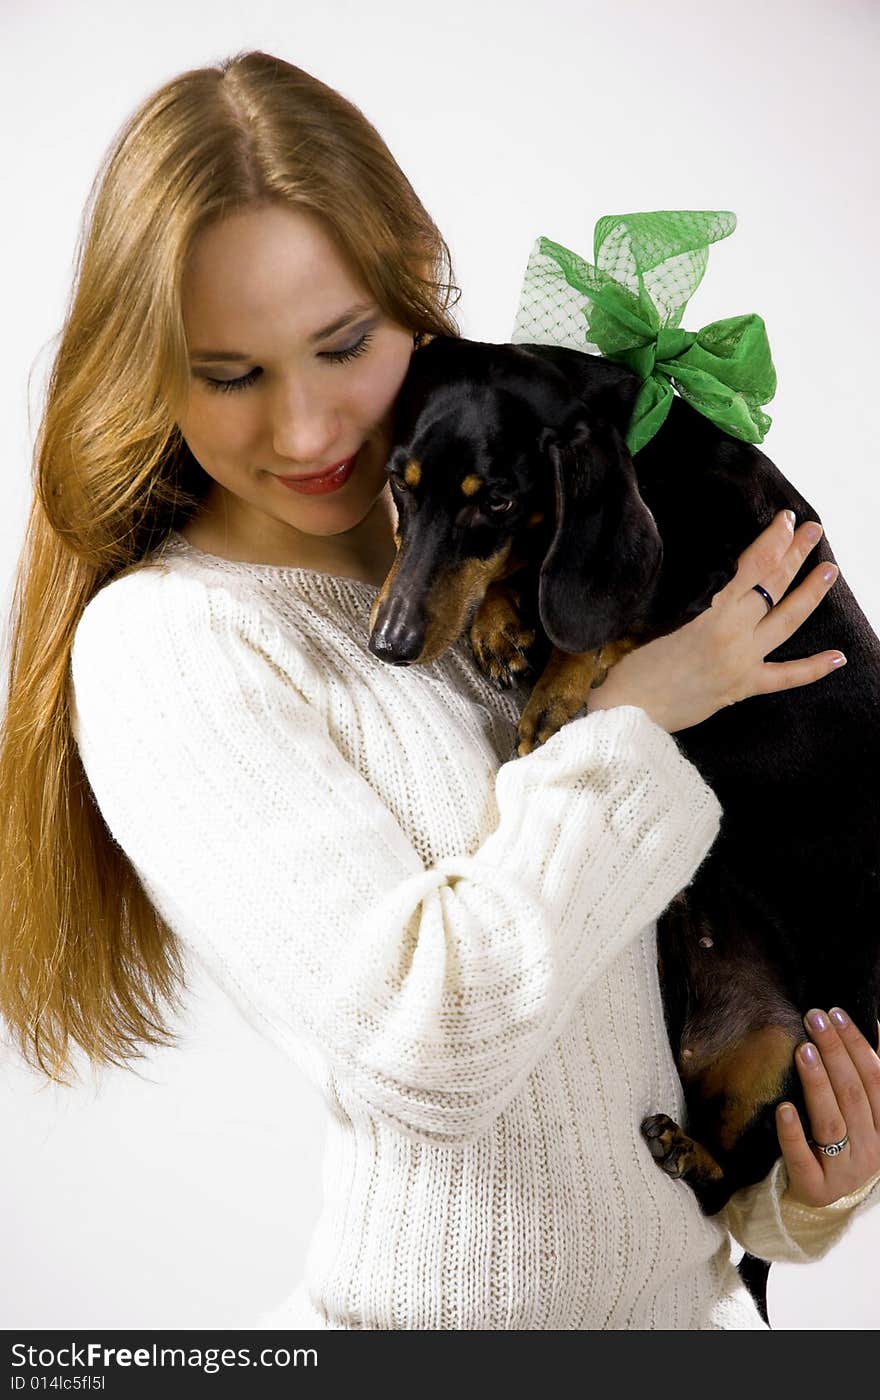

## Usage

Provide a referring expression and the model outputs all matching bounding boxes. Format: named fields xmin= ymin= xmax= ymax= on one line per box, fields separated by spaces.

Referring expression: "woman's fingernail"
xmin=784 ymin=509 xmax=796 ymax=530
xmin=779 ymin=1103 xmax=796 ymax=1123
xmin=829 ymin=654 xmax=847 ymax=667
xmin=822 ymin=564 xmax=838 ymax=583
xmin=806 ymin=1009 xmax=829 ymax=1033
xmin=800 ymin=1043 xmax=819 ymax=1065
xmin=803 ymin=522 xmax=823 ymax=544
xmin=829 ymin=1007 xmax=848 ymax=1028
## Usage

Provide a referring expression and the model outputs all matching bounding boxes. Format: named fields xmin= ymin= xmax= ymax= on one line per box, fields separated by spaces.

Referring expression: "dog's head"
xmin=368 ymin=336 xmax=663 ymax=664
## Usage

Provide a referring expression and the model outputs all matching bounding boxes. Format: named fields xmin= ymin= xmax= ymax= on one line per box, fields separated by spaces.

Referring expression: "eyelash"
xmin=202 ymin=330 xmax=375 ymax=393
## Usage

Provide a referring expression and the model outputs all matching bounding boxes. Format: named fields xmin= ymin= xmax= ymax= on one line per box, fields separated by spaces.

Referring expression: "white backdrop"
xmin=2 ymin=0 xmax=878 ymax=1331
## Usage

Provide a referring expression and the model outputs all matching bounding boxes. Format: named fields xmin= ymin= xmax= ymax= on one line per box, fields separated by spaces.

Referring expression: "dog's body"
xmin=366 ymin=335 xmax=880 ymax=1227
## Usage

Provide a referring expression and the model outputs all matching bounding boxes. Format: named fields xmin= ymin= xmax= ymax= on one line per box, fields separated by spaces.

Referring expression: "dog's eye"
xmin=486 ymin=497 xmax=515 ymax=515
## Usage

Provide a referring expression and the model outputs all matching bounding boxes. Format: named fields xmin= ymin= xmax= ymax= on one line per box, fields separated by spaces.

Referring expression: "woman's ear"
xmin=538 ymin=411 xmax=663 ymax=652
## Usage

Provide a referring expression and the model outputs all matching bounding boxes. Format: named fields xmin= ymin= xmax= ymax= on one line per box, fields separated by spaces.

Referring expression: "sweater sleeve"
xmin=721 ymin=1158 xmax=880 ymax=1263
xmin=69 ymin=568 xmax=723 ymax=1145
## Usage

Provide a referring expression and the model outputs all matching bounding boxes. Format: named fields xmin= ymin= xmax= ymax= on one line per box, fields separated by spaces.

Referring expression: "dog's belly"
xmin=666 ymin=613 xmax=880 ymax=1045
xmin=655 ymin=876 xmax=801 ymax=1200
xmin=656 ymin=832 xmax=880 ymax=1203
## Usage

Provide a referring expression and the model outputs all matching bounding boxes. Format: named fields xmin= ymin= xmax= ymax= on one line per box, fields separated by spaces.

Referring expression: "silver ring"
xmin=809 ymin=1133 xmax=849 ymax=1157
xmin=752 ymin=583 xmax=774 ymax=613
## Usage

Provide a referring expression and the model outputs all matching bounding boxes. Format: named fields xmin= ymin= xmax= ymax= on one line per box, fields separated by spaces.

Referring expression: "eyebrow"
xmin=189 ymin=300 xmax=377 ymax=363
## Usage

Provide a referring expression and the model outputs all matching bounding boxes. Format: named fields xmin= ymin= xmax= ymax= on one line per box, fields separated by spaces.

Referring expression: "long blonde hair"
xmin=0 ymin=50 xmax=461 ymax=1085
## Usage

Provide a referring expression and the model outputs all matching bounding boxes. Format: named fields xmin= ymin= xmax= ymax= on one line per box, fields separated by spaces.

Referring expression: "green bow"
xmin=510 ymin=210 xmax=777 ymax=455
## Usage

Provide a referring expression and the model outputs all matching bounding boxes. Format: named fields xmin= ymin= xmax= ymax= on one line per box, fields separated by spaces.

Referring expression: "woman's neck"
xmin=178 ymin=487 xmax=399 ymax=585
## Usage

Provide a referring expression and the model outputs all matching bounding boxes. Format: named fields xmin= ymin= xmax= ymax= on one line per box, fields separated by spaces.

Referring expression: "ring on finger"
xmin=808 ymin=1132 xmax=850 ymax=1157
xmin=752 ymin=583 xmax=775 ymax=614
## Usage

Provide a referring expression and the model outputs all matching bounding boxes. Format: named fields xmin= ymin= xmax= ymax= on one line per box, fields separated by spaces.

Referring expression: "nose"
xmin=368 ymin=630 xmax=421 ymax=665
xmin=270 ymin=378 xmax=341 ymax=467
xmin=368 ymin=594 xmax=428 ymax=664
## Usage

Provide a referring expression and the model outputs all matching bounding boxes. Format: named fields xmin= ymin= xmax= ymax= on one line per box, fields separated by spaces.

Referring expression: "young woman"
xmin=2 ymin=50 xmax=878 ymax=1331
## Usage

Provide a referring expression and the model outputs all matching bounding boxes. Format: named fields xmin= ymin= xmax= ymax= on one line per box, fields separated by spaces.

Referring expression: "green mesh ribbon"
xmin=510 ymin=210 xmax=777 ymax=455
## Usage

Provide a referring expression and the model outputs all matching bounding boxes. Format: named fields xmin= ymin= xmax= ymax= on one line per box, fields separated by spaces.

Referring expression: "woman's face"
xmin=177 ymin=202 xmax=415 ymax=562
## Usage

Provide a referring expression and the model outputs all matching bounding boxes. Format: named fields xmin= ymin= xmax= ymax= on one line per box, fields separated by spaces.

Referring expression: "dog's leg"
xmin=588 ymin=635 xmax=639 ymax=684
xmin=468 ymin=580 xmax=540 ymax=690
xmin=516 ymin=636 xmax=641 ymax=756
xmin=516 ymin=646 xmax=602 ymax=755
xmin=642 ymin=1022 xmax=801 ymax=1213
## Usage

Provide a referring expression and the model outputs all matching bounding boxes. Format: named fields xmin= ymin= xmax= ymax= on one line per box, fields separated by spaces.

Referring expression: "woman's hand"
xmin=586 ymin=509 xmax=846 ymax=734
xmin=777 ymin=1008 xmax=880 ymax=1207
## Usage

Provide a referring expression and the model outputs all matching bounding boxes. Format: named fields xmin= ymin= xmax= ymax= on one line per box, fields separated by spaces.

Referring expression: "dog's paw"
xmin=516 ymin=694 xmax=578 ymax=755
xmin=641 ymin=1113 xmax=691 ymax=1179
xmin=641 ymin=1113 xmax=725 ymax=1185
xmin=469 ymin=609 xmax=537 ymax=691
xmin=515 ymin=646 xmax=609 ymax=754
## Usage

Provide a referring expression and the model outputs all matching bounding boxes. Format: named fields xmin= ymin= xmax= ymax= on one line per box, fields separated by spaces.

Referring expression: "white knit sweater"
xmin=69 ymin=529 xmax=880 ymax=1330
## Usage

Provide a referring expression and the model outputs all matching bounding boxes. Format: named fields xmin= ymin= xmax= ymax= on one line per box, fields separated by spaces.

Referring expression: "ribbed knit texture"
xmin=69 ymin=530 xmax=880 ymax=1330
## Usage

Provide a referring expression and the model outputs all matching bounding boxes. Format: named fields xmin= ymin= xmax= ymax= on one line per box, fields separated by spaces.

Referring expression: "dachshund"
xmin=365 ymin=335 xmax=880 ymax=1294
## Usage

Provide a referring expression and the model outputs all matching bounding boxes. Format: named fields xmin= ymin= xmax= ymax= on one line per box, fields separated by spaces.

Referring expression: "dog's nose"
xmin=366 ymin=596 xmax=428 ymax=666
xmin=368 ymin=589 xmax=429 ymax=664
xmin=368 ymin=629 xmax=422 ymax=665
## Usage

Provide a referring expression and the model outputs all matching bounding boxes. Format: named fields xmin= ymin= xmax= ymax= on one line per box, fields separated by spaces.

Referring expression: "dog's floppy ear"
xmin=538 ymin=410 xmax=663 ymax=653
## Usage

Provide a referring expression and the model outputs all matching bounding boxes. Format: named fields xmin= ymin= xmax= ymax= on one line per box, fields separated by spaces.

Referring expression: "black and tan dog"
xmin=366 ymin=334 xmax=880 ymax=1239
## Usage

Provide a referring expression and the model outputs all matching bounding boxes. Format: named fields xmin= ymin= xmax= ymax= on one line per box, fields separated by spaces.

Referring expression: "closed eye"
xmin=200 ymin=330 xmax=375 ymax=394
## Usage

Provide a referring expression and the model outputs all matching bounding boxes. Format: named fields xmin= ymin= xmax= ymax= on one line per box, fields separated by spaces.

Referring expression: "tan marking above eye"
xmin=460 ymin=474 xmax=483 ymax=496
xmin=403 ymin=460 xmax=421 ymax=487
xmin=527 ymin=511 xmax=544 ymax=526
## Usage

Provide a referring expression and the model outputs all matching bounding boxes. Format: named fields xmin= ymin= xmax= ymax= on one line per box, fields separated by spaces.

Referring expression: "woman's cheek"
xmin=185 ymin=395 xmax=259 ymax=461
xmin=361 ymin=340 xmax=414 ymax=423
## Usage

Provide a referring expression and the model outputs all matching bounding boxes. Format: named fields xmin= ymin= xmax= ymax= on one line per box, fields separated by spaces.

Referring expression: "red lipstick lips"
xmin=274 ymin=452 xmax=359 ymax=495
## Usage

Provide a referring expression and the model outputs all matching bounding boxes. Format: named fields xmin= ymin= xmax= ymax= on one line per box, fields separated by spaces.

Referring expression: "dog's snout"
xmin=368 ymin=594 xmax=428 ymax=665
xmin=368 ymin=630 xmax=421 ymax=665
